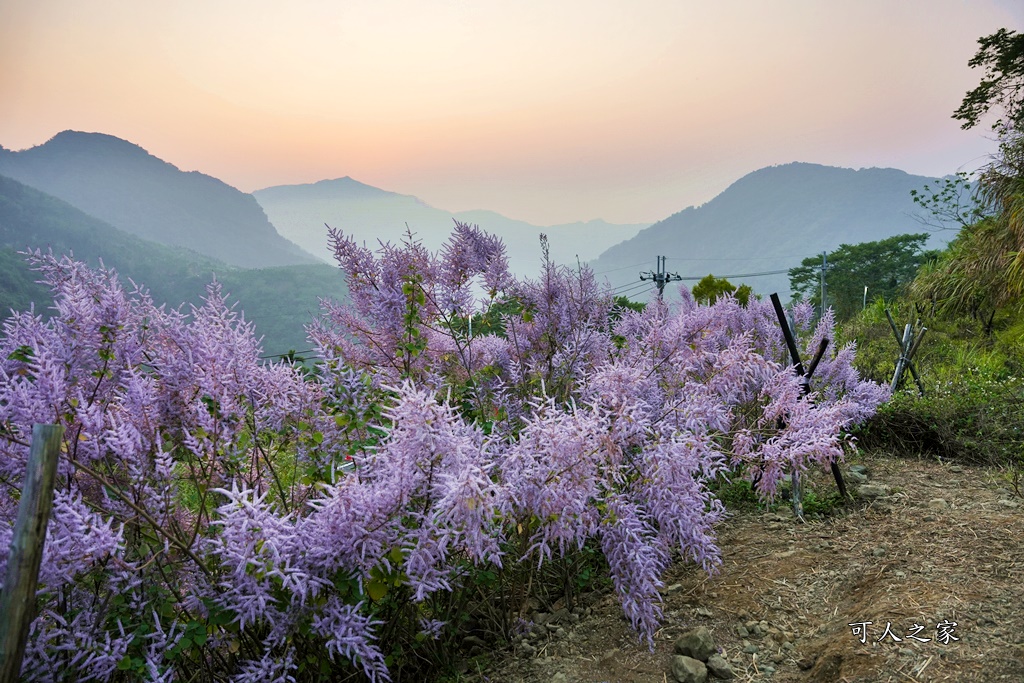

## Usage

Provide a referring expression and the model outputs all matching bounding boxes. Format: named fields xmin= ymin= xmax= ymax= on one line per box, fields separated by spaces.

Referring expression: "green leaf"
xmin=367 ymin=579 xmax=388 ymax=601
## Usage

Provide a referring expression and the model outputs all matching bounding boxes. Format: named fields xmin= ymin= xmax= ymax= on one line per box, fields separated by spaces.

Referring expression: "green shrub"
xmin=855 ymin=376 xmax=1024 ymax=466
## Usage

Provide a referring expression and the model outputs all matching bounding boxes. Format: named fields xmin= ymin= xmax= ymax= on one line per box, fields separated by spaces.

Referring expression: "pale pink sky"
xmin=1 ymin=0 xmax=1021 ymax=225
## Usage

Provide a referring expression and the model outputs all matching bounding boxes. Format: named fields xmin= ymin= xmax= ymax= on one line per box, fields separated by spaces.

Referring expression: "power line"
xmin=594 ymin=261 xmax=652 ymax=276
xmin=612 ymin=280 xmax=653 ymax=296
xmin=672 ymin=268 xmax=794 ymax=281
xmin=663 ymin=254 xmax=811 ymax=262
xmin=614 ymin=284 xmax=655 ymax=300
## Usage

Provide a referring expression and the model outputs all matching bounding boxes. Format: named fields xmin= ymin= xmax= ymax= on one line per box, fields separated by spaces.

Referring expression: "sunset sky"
xmin=1 ymin=0 xmax=1022 ymax=225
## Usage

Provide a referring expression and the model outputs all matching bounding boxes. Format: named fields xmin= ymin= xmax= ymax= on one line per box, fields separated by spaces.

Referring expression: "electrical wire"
xmin=615 ymin=284 xmax=655 ymax=300
xmin=594 ymin=261 xmax=652 ymax=276
xmin=673 ymin=268 xmax=794 ymax=281
xmin=612 ymin=280 xmax=654 ymax=295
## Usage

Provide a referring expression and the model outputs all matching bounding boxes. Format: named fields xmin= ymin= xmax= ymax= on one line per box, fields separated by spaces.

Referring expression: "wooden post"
xmin=884 ymin=310 xmax=926 ymax=395
xmin=770 ymin=294 xmax=850 ymax=509
xmin=0 ymin=424 xmax=64 ymax=683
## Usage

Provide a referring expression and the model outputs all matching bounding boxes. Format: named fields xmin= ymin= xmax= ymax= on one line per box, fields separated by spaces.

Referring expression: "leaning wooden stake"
xmin=770 ymin=295 xmax=850 ymax=516
xmin=884 ymin=310 xmax=926 ymax=395
xmin=0 ymin=424 xmax=64 ymax=683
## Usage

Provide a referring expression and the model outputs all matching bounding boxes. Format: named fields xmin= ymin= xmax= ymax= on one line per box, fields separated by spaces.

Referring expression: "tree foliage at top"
xmin=910 ymin=28 xmax=1024 ymax=327
xmin=789 ymin=233 xmax=933 ymax=320
xmin=692 ymin=274 xmax=752 ymax=306
xmin=953 ymin=28 xmax=1024 ymax=135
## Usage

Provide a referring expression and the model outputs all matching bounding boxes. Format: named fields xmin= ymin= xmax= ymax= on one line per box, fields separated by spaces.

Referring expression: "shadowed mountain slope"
xmin=0 ymin=131 xmax=318 ymax=268
xmin=0 ymin=173 xmax=345 ymax=355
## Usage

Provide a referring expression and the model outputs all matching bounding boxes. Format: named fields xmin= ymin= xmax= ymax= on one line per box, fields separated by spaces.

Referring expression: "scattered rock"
xmin=550 ymin=608 xmax=571 ymax=624
xmin=997 ymin=499 xmax=1020 ymax=509
xmin=696 ymin=607 xmax=714 ymax=618
xmin=949 ymin=465 xmax=964 ymax=473
xmin=742 ymin=641 xmax=759 ymax=654
xmin=849 ymin=464 xmax=869 ymax=476
xmin=674 ymin=626 xmax=716 ymax=661
xmin=857 ymin=483 xmax=891 ymax=500
xmin=846 ymin=469 xmax=869 ymax=485
xmin=706 ymin=653 xmax=735 ymax=680
xmin=871 ymin=545 xmax=887 ymax=557
xmin=797 ymin=655 xmax=817 ymax=670
xmin=928 ymin=498 xmax=949 ymax=510
xmin=671 ymin=655 xmax=709 ymax=683
xmin=736 ymin=624 xmax=749 ymax=638
xmin=551 ymin=673 xmax=568 ymax=683
xmin=463 ymin=635 xmax=487 ymax=649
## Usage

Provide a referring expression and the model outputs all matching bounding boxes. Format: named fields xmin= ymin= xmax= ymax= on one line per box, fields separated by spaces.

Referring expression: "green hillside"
xmin=0 ymin=174 xmax=346 ymax=355
xmin=0 ymin=131 xmax=318 ymax=268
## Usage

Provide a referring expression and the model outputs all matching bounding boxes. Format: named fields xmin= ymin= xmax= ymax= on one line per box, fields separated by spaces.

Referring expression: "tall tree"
xmin=910 ymin=29 xmax=1024 ymax=325
xmin=789 ymin=234 xmax=932 ymax=320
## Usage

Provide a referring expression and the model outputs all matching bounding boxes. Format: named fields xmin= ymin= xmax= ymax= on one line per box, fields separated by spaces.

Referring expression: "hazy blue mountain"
xmin=590 ymin=163 xmax=954 ymax=302
xmin=0 ymin=173 xmax=345 ymax=356
xmin=253 ymin=177 xmax=647 ymax=276
xmin=0 ymin=132 xmax=318 ymax=269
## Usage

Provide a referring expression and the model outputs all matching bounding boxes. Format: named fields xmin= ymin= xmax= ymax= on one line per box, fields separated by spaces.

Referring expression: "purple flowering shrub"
xmin=0 ymin=228 xmax=888 ymax=681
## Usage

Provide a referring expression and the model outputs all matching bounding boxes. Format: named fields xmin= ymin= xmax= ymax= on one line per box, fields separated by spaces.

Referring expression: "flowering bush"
xmin=0 ymin=228 xmax=888 ymax=682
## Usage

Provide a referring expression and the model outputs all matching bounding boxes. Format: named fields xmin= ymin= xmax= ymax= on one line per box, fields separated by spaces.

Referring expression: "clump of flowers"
xmin=0 ymin=226 xmax=888 ymax=681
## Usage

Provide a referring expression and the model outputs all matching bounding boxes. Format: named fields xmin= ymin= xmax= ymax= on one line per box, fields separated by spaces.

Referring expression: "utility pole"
xmin=640 ymin=255 xmax=682 ymax=299
xmin=819 ymin=251 xmax=828 ymax=317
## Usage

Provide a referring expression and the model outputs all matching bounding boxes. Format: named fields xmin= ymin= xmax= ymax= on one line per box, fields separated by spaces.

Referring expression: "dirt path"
xmin=466 ymin=452 xmax=1024 ymax=682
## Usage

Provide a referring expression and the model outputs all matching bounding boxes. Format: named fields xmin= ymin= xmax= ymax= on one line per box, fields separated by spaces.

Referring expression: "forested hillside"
xmin=0 ymin=131 xmax=317 ymax=268
xmin=0 ymin=174 xmax=345 ymax=354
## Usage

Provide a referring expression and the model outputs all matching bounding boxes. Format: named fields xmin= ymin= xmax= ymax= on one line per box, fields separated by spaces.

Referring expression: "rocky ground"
xmin=459 ymin=450 xmax=1024 ymax=682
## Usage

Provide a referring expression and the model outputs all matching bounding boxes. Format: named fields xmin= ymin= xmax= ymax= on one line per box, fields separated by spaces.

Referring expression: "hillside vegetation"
xmin=0 ymin=173 xmax=346 ymax=355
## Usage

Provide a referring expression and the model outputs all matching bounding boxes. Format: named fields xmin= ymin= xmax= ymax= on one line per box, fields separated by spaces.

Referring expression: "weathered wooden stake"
xmin=770 ymin=294 xmax=850 ymax=513
xmin=884 ymin=310 xmax=926 ymax=395
xmin=0 ymin=424 xmax=64 ymax=683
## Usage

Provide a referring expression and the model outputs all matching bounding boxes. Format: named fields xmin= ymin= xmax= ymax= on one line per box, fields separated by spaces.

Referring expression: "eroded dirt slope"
xmin=468 ymin=452 xmax=1024 ymax=683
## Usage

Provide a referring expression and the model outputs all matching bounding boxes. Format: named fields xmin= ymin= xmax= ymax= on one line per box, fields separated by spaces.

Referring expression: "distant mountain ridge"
xmin=254 ymin=178 xmax=648 ymax=275
xmin=0 ymin=131 xmax=318 ymax=268
xmin=591 ymin=162 xmax=953 ymax=300
xmin=0 ymin=173 xmax=346 ymax=355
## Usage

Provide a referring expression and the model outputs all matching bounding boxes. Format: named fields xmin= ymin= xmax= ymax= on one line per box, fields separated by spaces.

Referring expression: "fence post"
xmin=0 ymin=424 xmax=64 ymax=683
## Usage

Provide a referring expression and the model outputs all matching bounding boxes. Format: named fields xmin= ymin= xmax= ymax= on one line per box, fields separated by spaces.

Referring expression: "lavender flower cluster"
xmin=0 ymin=229 xmax=888 ymax=682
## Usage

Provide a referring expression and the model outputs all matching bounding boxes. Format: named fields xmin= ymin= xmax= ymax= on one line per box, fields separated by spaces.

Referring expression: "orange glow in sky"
xmin=1 ymin=0 xmax=1021 ymax=224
